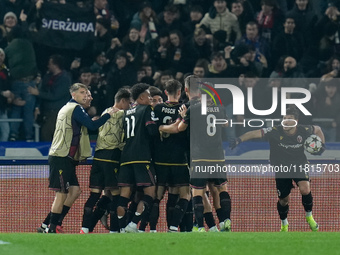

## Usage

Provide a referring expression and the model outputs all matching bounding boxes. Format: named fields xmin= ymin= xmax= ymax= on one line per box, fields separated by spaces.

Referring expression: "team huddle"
xmin=37 ymin=76 xmax=325 ymax=234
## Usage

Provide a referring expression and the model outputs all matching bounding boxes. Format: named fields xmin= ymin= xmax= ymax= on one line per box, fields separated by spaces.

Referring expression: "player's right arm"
xmin=230 ymin=129 xmax=263 ymax=149
xmin=159 ymin=118 xmax=180 ymax=134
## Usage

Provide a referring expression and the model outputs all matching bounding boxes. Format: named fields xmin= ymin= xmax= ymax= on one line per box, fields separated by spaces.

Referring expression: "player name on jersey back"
xmin=161 ymin=107 xmax=176 ymax=114
xmin=207 ymin=107 xmax=221 ymax=113
xmin=126 ymin=108 xmax=136 ymax=116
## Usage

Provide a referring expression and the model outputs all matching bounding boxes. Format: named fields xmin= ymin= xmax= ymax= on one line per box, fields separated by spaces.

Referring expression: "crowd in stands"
xmin=1 ymin=0 xmax=340 ymax=142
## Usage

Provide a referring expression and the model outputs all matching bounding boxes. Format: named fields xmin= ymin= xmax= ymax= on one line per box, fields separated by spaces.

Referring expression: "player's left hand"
xmin=312 ymin=143 xmax=326 ymax=156
xmin=179 ymin=104 xmax=187 ymax=118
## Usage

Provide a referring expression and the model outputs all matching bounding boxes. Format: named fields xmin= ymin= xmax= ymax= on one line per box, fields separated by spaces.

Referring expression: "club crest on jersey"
xmin=297 ymin=135 xmax=302 ymax=143
xmin=59 ymin=169 xmax=63 ymax=175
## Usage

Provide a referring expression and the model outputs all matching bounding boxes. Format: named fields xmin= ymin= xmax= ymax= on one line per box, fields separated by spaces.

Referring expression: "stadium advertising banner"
xmin=38 ymin=2 xmax=95 ymax=50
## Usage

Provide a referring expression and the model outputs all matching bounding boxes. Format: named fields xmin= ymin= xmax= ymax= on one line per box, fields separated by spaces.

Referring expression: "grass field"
xmin=1 ymin=232 xmax=340 ymax=255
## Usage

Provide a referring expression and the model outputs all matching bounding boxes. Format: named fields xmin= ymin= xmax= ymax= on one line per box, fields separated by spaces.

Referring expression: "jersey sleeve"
xmin=306 ymin=125 xmax=314 ymax=135
xmin=261 ymin=126 xmax=276 ymax=140
xmin=145 ymin=105 xmax=158 ymax=136
xmin=182 ymin=106 xmax=190 ymax=125
xmin=153 ymin=104 xmax=162 ymax=126
xmin=73 ymin=105 xmax=110 ymax=131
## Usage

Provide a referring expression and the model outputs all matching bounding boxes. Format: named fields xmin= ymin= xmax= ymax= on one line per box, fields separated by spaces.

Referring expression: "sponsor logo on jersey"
xmin=297 ymin=135 xmax=302 ymax=143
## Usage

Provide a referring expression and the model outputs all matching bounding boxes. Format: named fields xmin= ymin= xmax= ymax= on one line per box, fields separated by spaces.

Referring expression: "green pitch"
xmin=1 ymin=232 xmax=340 ymax=255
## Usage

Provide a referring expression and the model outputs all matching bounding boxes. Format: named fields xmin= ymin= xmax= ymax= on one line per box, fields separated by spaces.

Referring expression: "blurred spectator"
xmin=312 ymin=79 xmax=340 ymax=142
xmin=78 ymin=67 xmax=98 ymax=117
xmin=122 ymin=27 xmax=146 ymax=66
xmin=231 ymin=43 xmax=260 ymax=76
xmin=193 ymin=58 xmax=209 ymax=78
xmin=192 ymin=27 xmax=213 ymax=61
xmin=28 ymin=54 xmax=71 ymax=141
xmin=212 ymin=30 xmax=230 ymax=52
xmin=153 ymin=69 xmax=173 ymax=93
xmin=236 ymin=21 xmax=271 ymax=65
xmin=256 ymin=0 xmax=284 ymax=43
xmin=157 ymin=4 xmax=182 ymax=34
xmin=147 ymin=29 xmax=171 ymax=71
xmin=137 ymin=67 xmax=146 ymax=82
xmin=168 ymin=29 xmax=199 ymax=80
xmin=89 ymin=67 xmax=107 ymax=115
xmin=271 ymin=56 xmax=308 ymax=90
xmin=199 ymin=0 xmax=242 ymax=44
xmin=106 ymin=50 xmax=138 ymax=106
xmin=0 ymin=0 xmax=25 ymax=23
xmin=286 ymin=0 xmax=318 ymax=48
xmin=235 ymin=71 xmax=268 ymax=135
xmin=248 ymin=45 xmax=268 ymax=76
xmin=106 ymin=36 xmax=122 ymax=63
xmin=93 ymin=17 xmax=112 ymax=55
xmin=130 ymin=1 xmax=159 ymax=41
xmin=0 ymin=48 xmax=12 ymax=141
xmin=230 ymin=0 xmax=255 ymax=34
xmin=94 ymin=0 xmax=120 ymax=36
xmin=206 ymin=47 xmax=239 ymax=77
xmin=94 ymin=0 xmax=111 ymax=20
xmin=271 ymin=16 xmax=304 ymax=66
xmin=6 ymin=25 xmax=38 ymax=141
xmin=182 ymin=5 xmax=204 ymax=39
xmin=90 ymin=51 xmax=108 ymax=76
xmin=317 ymin=21 xmax=339 ymax=61
xmin=264 ymin=77 xmax=283 ymax=119
xmin=142 ymin=61 xmax=154 ymax=77
xmin=320 ymin=55 xmax=340 ymax=80
xmin=0 ymin=12 xmax=18 ymax=49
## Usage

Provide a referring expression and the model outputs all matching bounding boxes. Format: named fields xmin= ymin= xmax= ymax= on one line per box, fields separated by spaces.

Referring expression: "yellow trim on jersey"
xmin=192 ymin=159 xmax=225 ymax=162
xmin=120 ymin=161 xmax=151 ymax=166
xmin=93 ymin=158 xmax=119 ymax=164
xmin=154 ymin=162 xmax=188 ymax=166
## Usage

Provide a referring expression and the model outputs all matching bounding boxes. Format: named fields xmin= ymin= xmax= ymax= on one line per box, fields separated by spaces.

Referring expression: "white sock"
xmin=81 ymin=227 xmax=89 ymax=233
xmin=41 ymin=223 xmax=48 ymax=229
xmin=169 ymin=226 xmax=178 ymax=231
xmin=306 ymin=211 xmax=312 ymax=217
xmin=281 ymin=219 xmax=288 ymax=226
xmin=129 ymin=222 xmax=137 ymax=228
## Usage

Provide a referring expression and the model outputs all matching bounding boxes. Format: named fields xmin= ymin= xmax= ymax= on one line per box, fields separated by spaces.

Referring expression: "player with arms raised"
xmin=230 ymin=107 xmax=325 ymax=231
